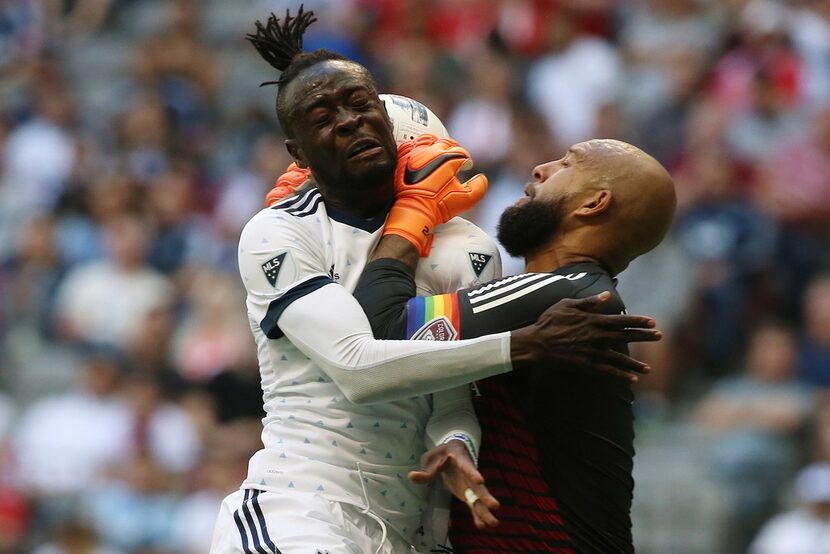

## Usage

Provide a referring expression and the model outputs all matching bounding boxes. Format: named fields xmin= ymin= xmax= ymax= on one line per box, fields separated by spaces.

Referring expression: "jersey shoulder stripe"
xmin=470 ymin=273 xmax=586 ymax=314
xmin=467 ymin=273 xmax=549 ymax=304
xmin=466 ymin=271 xmax=590 ymax=314
xmin=270 ymin=187 xmax=320 ymax=212
xmin=286 ymin=196 xmax=323 ymax=218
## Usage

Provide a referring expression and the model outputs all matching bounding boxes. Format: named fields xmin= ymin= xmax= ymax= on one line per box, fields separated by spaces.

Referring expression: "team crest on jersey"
xmin=468 ymin=252 xmax=492 ymax=277
xmin=412 ymin=316 xmax=457 ymax=341
xmin=261 ymin=253 xmax=287 ymax=286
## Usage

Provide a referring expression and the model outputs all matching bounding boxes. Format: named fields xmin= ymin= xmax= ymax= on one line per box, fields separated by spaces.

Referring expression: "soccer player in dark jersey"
xmin=353 ymin=138 xmax=677 ymax=552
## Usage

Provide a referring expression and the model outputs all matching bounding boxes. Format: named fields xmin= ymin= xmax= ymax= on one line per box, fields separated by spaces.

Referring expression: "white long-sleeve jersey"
xmin=237 ymin=187 xmax=507 ymax=544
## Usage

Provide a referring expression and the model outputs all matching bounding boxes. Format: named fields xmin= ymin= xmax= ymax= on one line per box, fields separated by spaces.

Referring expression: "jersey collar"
xmin=325 ymin=201 xmax=390 ymax=233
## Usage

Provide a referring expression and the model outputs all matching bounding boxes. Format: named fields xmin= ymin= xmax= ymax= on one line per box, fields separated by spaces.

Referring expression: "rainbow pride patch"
xmin=406 ymin=293 xmax=461 ymax=341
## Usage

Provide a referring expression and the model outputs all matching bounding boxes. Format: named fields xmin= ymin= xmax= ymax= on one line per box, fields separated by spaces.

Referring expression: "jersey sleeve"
xmin=238 ymin=211 xmax=332 ymax=339
xmin=453 ymin=270 xmax=603 ymax=338
xmin=239 ymin=211 xmax=516 ymax=405
xmin=355 ymin=260 xmax=604 ymax=341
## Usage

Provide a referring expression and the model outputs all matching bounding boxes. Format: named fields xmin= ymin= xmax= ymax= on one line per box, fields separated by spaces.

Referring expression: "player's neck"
xmin=525 ymin=248 xmax=597 ymax=273
xmin=319 ymin=182 xmax=395 ymax=219
xmin=524 ymin=238 xmax=617 ymax=275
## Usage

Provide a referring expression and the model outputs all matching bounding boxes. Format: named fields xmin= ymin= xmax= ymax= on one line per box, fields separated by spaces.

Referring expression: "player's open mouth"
xmin=347 ymin=139 xmax=382 ymax=159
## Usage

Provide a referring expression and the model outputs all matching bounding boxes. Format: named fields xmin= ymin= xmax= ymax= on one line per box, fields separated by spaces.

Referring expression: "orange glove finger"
xmin=437 ymin=173 xmax=488 ymax=220
xmin=395 ymin=134 xmax=440 ymax=162
xmin=407 ymin=143 xmax=471 ymax=172
xmin=265 ymin=163 xmax=311 ymax=207
xmin=398 ymin=144 xmax=472 ymax=197
xmin=413 ymin=133 xmax=441 ymax=147
xmin=399 ymin=155 xmax=471 ymax=195
xmin=266 ymin=185 xmax=298 ymax=207
xmin=430 ymin=137 xmax=474 ymax=170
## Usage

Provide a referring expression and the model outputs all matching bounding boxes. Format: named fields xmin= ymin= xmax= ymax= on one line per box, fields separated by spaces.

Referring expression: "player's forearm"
xmin=279 ymin=284 xmax=512 ymax=404
xmin=353 ymin=257 xmax=415 ymax=340
xmin=369 ymin=235 xmax=419 ymax=271
xmin=427 ymin=386 xmax=480 ymax=464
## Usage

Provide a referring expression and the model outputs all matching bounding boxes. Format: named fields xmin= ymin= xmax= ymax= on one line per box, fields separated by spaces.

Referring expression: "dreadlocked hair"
xmin=246 ymin=5 xmax=350 ymax=136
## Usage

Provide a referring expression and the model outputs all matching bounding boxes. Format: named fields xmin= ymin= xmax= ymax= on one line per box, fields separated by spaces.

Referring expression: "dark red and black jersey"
xmin=355 ymin=261 xmax=635 ymax=553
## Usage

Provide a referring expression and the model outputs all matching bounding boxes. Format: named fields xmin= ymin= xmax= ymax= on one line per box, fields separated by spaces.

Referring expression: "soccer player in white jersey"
xmin=210 ymin=8 xmax=661 ymax=554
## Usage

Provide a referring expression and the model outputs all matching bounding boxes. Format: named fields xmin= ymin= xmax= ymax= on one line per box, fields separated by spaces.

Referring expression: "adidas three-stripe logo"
xmin=467 ymin=272 xmax=588 ymax=314
xmin=233 ymin=489 xmax=282 ymax=554
xmin=271 ymin=188 xmax=322 ymax=218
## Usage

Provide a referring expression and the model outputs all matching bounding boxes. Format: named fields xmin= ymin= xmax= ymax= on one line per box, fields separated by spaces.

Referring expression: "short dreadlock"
xmin=246 ymin=5 xmax=353 ymax=137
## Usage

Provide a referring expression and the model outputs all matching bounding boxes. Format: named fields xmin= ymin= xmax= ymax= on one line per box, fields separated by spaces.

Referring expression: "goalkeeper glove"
xmin=265 ymin=163 xmax=311 ymax=207
xmin=385 ymin=134 xmax=488 ymax=256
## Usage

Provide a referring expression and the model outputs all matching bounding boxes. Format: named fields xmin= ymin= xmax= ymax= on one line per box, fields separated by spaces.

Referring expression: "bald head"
xmin=497 ymin=139 xmax=676 ymax=274
xmin=577 ymin=139 xmax=676 ymax=259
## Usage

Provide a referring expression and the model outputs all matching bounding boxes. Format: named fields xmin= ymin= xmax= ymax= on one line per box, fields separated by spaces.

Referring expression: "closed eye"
xmin=310 ymin=109 xmax=332 ymax=127
xmin=351 ymin=97 xmax=371 ymax=110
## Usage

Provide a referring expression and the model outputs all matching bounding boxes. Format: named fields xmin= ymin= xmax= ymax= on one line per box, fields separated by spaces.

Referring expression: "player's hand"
xmin=409 ymin=441 xmax=500 ymax=529
xmin=385 ymin=134 xmax=488 ymax=256
xmin=264 ymin=162 xmax=312 ymax=207
xmin=511 ymin=291 xmax=662 ymax=382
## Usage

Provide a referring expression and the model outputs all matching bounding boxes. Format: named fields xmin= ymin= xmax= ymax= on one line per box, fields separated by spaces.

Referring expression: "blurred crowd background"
xmin=0 ymin=0 xmax=829 ymax=552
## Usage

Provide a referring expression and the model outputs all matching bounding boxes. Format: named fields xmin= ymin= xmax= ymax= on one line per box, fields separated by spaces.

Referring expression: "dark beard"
xmin=497 ymin=197 xmax=567 ymax=258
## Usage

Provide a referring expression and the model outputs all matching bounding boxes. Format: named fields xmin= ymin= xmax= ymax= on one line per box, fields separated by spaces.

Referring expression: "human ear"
xmin=285 ymin=139 xmax=309 ymax=169
xmin=575 ymin=190 xmax=611 ymax=217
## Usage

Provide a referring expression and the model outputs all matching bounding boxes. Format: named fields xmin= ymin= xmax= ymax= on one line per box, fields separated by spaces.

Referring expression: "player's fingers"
xmin=460 ymin=482 xmax=499 ymax=528
xmin=597 ymin=328 xmax=663 ymax=344
xmin=566 ymin=356 xmax=642 ymax=382
xmin=464 ymin=173 xmax=488 ymax=203
xmin=439 ymin=174 xmax=489 ymax=219
xmin=408 ymin=469 xmax=436 ymax=484
xmin=460 ymin=466 xmax=486 ymax=486
xmin=590 ymin=363 xmax=641 ymax=382
xmin=594 ymin=313 xmax=657 ymax=330
xmin=434 ymin=139 xmax=473 ymax=170
xmin=562 ymin=346 xmax=650 ymax=375
xmin=413 ymin=133 xmax=439 ymax=147
xmin=566 ymin=291 xmax=612 ymax=313
xmin=472 ymin=497 xmax=500 ymax=528
xmin=407 ymin=151 xmax=471 ymax=184
xmin=474 ymin=505 xmax=500 ymax=529
xmin=589 ymin=349 xmax=651 ymax=375
xmin=409 ymin=454 xmax=452 ymax=483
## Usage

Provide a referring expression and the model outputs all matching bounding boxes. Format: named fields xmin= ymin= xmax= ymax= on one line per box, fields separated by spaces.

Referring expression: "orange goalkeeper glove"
xmin=385 ymin=134 xmax=488 ymax=256
xmin=265 ymin=162 xmax=311 ymax=207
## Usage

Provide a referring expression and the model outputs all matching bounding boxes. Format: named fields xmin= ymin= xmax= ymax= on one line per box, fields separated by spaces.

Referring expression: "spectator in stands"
xmin=13 ymin=349 xmax=131 ymax=501
xmin=0 ymin=1 xmax=828 ymax=551
xmin=0 ymin=214 xmax=64 ymax=337
xmin=750 ymin=462 xmax=830 ymax=554
xmin=526 ymin=9 xmax=622 ymax=145
xmin=54 ymin=212 xmax=174 ymax=350
xmin=695 ymin=322 xmax=815 ymax=547
xmin=674 ymin=145 xmax=778 ymax=368
xmin=799 ymin=274 xmax=830 ymax=388
xmin=172 ymin=271 xmax=250 ymax=383
xmin=82 ymin=453 xmax=179 ymax=553
xmin=447 ymin=48 xmax=515 ymax=172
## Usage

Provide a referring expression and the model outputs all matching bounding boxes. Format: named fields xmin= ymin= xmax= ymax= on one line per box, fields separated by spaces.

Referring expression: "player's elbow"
xmin=334 ymin=379 xmax=382 ymax=405
xmin=341 ymin=387 xmax=375 ymax=405
xmin=320 ymin=365 xmax=381 ymax=405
